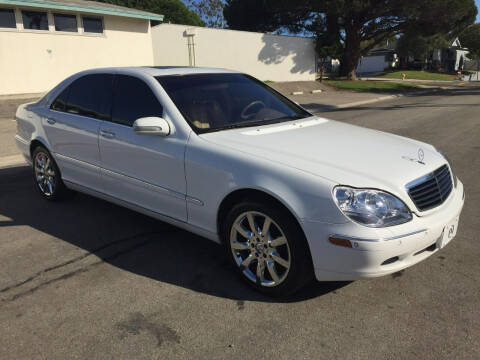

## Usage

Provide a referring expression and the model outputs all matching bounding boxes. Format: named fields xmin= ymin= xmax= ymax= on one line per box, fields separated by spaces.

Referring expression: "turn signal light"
xmin=328 ymin=237 xmax=353 ymax=248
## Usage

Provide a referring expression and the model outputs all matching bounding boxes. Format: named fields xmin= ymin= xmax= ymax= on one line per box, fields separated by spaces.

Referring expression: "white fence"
xmin=151 ymin=24 xmax=317 ymax=82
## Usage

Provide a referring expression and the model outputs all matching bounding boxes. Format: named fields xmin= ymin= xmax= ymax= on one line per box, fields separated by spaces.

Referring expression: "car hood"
xmin=200 ymin=116 xmax=446 ymax=201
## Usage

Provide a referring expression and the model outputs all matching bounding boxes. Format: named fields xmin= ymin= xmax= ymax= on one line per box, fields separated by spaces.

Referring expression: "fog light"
xmin=328 ymin=237 xmax=352 ymax=248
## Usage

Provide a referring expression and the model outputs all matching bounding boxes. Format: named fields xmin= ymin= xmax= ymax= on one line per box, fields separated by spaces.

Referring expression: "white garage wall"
xmin=0 ymin=13 xmax=154 ymax=95
xmin=356 ymin=56 xmax=389 ymax=73
xmin=151 ymin=24 xmax=316 ymax=82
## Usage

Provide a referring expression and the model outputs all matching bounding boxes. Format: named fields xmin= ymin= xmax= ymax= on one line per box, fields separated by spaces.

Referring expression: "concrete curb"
xmin=334 ymin=88 xmax=443 ymax=109
xmin=0 ymin=93 xmax=44 ymax=101
xmin=359 ymin=77 xmax=457 ymax=83
xmin=335 ymin=94 xmax=401 ymax=109
xmin=0 ymin=154 xmax=26 ymax=169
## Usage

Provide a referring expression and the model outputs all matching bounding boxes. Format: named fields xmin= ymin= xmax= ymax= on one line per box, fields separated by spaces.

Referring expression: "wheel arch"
xmin=216 ymin=188 xmax=307 ymax=244
xmin=29 ymin=138 xmax=51 ymax=158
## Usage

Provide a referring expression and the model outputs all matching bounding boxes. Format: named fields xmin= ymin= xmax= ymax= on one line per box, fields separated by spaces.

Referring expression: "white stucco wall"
xmin=356 ymin=55 xmax=389 ymax=73
xmin=151 ymin=24 xmax=316 ymax=82
xmin=0 ymin=10 xmax=154 ymax=95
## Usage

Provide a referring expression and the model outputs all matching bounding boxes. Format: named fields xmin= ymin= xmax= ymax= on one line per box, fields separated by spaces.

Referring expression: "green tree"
xmin=96 ymin=0 xmax=204 ymax=26
xmin=224 ymin=0 xmax=477 ymax=80
xmin=460 ymin=23 xmax=480 ymax=74
xmin=397 ymin=33 xmax=448 ymax=69
xmin=460 ymin=23 xmax=480 ymax=59
xmin=312 ymin=14 xmax=343 ymax=81
xmin=185 ymin=0 xmax=226 ymax=28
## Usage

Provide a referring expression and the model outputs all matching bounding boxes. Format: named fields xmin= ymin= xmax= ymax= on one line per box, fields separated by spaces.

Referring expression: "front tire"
xmin=32 ymin=145 xmax=70 ymax=201
xmin=223 ymin=200 xmax=313 ymax=297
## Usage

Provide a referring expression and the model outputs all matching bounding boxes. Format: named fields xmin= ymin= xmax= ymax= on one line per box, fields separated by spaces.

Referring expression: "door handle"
xmin=46 ymin=117 xmax=56 ymax=125
xmin=100 ymin=130 xmax=115 ymax=139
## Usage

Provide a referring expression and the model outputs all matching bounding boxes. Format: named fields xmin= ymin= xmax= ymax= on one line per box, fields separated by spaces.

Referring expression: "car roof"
xmin=82 ymin=66 xmax=240 ymax=77
xmin=37 ymin=66 xmax=242 ymax=107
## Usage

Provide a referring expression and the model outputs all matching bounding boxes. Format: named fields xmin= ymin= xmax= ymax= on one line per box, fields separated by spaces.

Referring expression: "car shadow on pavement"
xmin=0 ymin=165 xmax=350 ymax=303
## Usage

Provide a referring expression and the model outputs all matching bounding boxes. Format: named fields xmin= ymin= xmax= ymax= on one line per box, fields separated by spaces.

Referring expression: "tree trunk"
xmin=340 ymin=24 xmax=361 ymax=80
xmin=319 ymin=59 xmax=326 ymax=82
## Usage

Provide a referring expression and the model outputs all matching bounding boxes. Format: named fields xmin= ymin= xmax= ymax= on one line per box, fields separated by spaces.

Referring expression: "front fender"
xmin=185 ymin=134 xmax=348 ymax=237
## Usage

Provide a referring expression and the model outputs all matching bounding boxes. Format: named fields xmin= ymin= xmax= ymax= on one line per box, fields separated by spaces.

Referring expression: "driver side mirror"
xmin=133 ymin=117 xmax=170 ymax=136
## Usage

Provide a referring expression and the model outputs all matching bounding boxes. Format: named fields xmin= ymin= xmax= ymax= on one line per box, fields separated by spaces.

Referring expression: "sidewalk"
xmin=270 ymin=80 xmax=408 ymax=112
xmin=294 ymin=91 xmax=400 ymax=112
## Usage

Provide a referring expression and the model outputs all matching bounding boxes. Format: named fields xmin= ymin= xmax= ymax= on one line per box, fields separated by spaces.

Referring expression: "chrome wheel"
xmin=34 ymin=151 xmax=56 ymax=196
xmin=230 ymin=211 xmax=291 ymax=287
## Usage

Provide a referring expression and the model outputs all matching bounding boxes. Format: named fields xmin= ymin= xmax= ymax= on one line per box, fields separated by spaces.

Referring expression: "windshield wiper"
xmin=209 ymin=114 xmax=308 ymax=132
xmin=268 ymin=114 xmax=307 ymax=122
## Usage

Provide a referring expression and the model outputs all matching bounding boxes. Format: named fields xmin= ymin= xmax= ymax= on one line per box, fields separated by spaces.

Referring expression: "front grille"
xmin=407 ymin=165 xmax=453 ymax=211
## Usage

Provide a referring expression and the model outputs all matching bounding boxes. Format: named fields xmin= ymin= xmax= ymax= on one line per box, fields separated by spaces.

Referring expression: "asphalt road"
xmin=1 ymin=86 xmax=479 ymax=359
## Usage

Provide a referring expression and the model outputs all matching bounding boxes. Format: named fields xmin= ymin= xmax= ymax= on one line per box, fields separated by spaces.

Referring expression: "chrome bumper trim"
xmin=330 ymin=229 xmax=428 ymax=243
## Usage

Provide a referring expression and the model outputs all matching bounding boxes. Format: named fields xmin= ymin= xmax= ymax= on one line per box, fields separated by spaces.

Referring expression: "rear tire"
xmin=223 ymin=200 xmax=313 ymax=297
xmin=32 ymin=145 xmax=70 ymax=201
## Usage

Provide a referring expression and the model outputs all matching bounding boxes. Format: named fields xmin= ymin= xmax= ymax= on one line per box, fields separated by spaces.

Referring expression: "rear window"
xmin=51 ymin=86 xmax=70 ymax=112
xmin=65 ymin=74 xmax=113 ymax=120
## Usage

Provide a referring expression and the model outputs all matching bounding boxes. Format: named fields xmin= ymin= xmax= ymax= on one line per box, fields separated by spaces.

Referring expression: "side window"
xmin=54 ymin=13 xmax=78 ymax=32
xmin=50 ymin=86 xmax=70 ymax=112
xmin=111 ymin=75 xmax=163 ymax=127
xmin=82 ymin=16 xmax=103 ymax=33
xmin=0 ymin=8 xmax=16 ymax=29
xmin=66 ymin=74 xmax=113 ymax=120
xmin=22 ymin=10 xmax=48 ymax=30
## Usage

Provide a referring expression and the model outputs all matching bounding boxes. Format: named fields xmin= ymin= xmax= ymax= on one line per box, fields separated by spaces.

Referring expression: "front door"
xmin=98 ymin=74 xmax=187 ymax=222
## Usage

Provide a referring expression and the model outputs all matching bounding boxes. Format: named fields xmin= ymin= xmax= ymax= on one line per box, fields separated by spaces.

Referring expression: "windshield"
xmin=156 ymin=73 xmax=311 ymax=133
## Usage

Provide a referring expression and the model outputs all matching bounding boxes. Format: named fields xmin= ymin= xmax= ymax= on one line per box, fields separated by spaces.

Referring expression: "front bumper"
xmin=302 ymin=180 xmax=465 ymax=281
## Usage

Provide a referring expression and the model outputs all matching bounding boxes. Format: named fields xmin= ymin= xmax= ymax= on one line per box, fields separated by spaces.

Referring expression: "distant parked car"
xmin=14 ymin=67 xmax=465 ymax=296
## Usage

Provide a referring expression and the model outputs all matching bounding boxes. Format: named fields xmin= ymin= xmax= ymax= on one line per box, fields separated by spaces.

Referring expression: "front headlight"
xmin=435 ymin=148 xmax=457 ymax=188
xmin=333 ymin=187 xmax=412 ymax=227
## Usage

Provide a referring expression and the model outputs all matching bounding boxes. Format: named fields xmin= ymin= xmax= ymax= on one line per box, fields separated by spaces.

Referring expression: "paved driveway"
xmin=0 ymin=86 xmax=479 ymax=359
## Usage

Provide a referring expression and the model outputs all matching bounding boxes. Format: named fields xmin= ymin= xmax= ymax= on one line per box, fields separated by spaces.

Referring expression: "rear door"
xmin=42 ymin=73 xmax=113 ymax=192
xmin=98 ymin=74 xmax=187 ymax=221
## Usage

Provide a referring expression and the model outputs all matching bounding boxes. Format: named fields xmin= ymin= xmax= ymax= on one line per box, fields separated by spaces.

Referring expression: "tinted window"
xmin=0 ymin=8 xmax=16 ymax=28
xmin=66 ymin=74 xmax=113 ymax=120
xmin=111 ymin=75 xmax=163 ymax=127
xmin=156 ymin=73 xmax=310 ymax=133
xmin=82 ymin=16 xmax=103 ymax=33
xmin=22 ymin=10 xmax=48 ymax=30
xmin=54 ymin=13 xmax=77 ymax=32
xmin=50 ymin=86 xmax=70 ymax=112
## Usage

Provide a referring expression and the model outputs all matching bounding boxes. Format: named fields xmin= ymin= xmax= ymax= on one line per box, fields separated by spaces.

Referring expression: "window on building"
xmin=54 ymin=13 xmax=77 ymax=32
xmin=111 ymin=75 xmax=163 ymax=127
xmin=22 ymin=10 xmax=48 ymax=30
xmin=65 ymin=74 xmax=113 ymax=120
xmin=0 ymin=8 xmax=16 ymax=28
xmin=82 ymin=16 xmax=103 ymax=33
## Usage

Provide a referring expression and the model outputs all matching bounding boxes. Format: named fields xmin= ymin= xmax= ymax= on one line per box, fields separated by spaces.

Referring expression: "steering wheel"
xmin=240 ymin=101 xmax=266 ymax=120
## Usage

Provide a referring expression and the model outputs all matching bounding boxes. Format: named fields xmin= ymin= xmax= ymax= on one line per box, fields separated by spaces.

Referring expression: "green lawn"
xmin=378 ymin=70 xmax=456 ymax=81
xmin=327 ymin=80 xmax=418 ymax=93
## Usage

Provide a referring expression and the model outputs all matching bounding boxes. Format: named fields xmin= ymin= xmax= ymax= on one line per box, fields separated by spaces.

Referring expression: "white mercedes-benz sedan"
xmin=15 ymin=67 xmax=465 ymax=296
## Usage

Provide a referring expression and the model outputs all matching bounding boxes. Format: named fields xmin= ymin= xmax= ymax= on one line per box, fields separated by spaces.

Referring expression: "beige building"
xmin=0 ymin=0 xmax=162 ymax=95
xmin=151 ymin=24 xmax=316 ymax=82
xmin=1 ymin=0 xmax=317 ymax=96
